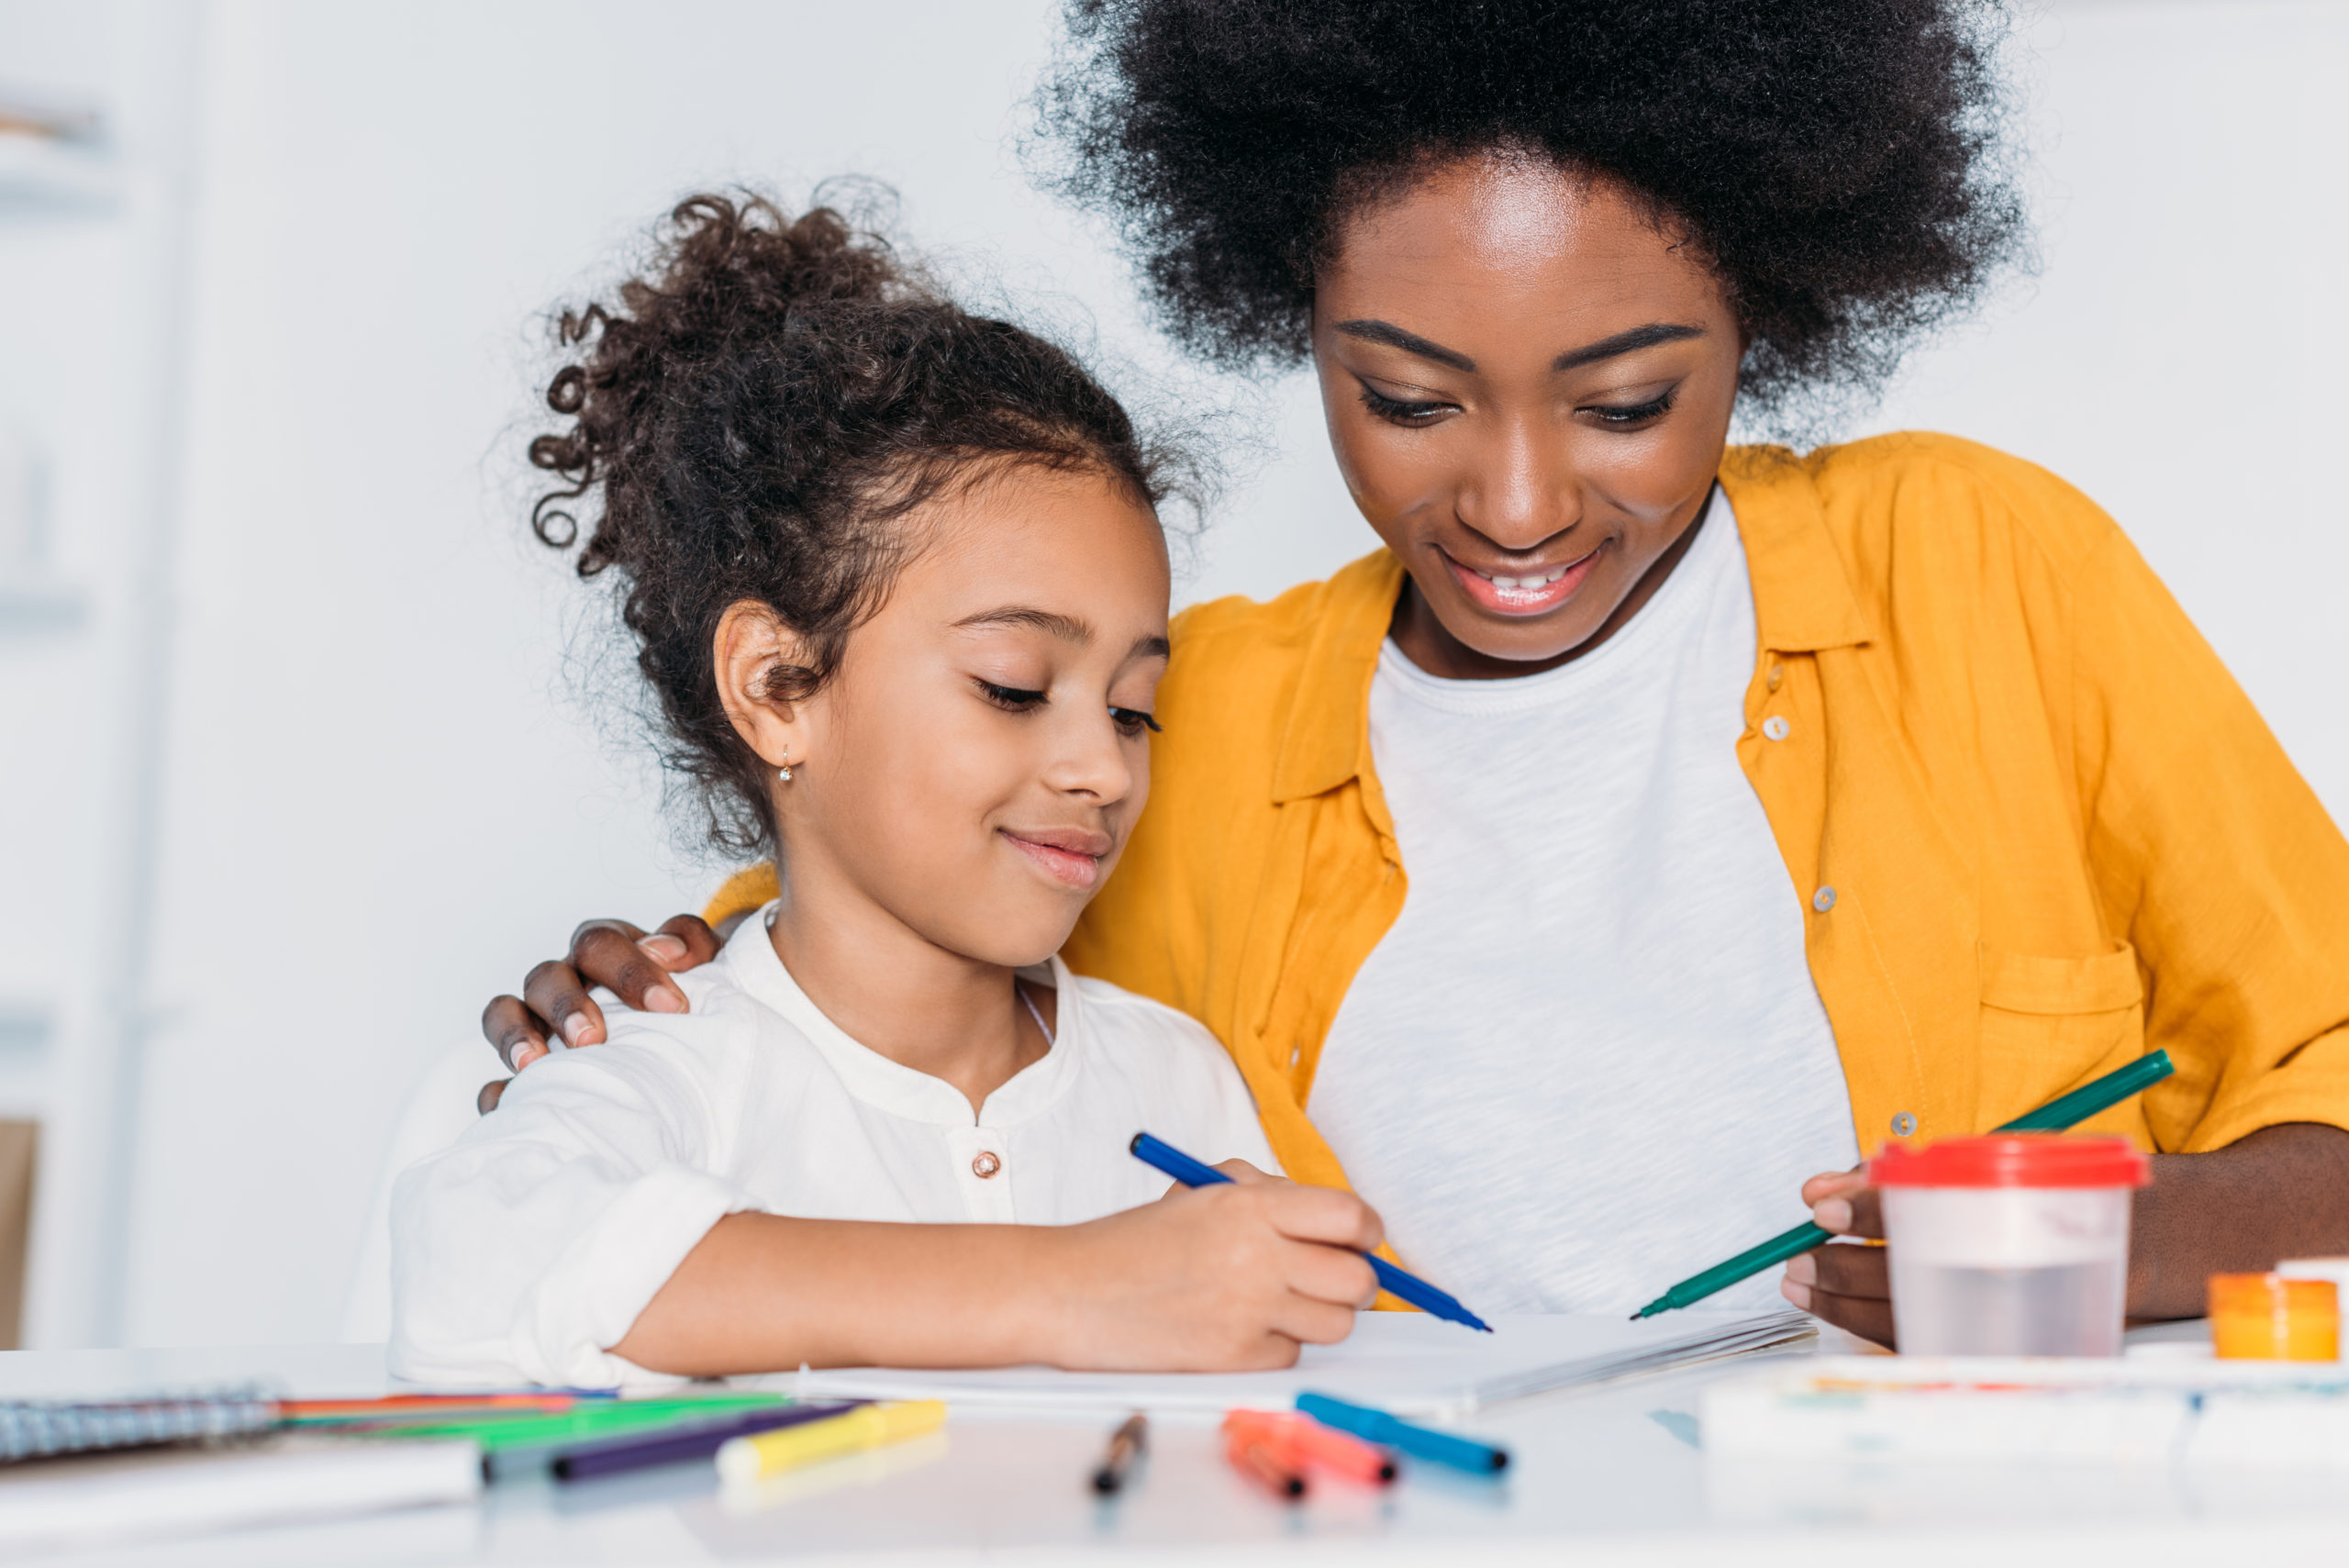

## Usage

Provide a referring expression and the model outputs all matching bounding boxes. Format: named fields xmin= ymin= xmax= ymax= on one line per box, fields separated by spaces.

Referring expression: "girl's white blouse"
xmin=390 ymin=906 xmax=1274 ymax=1389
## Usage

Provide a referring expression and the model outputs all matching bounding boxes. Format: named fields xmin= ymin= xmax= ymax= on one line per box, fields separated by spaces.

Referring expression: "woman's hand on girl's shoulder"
xmin=475 ymin=914 xmax=723 ymax=1113
xmin=1041 ymin=1172 xmax=1386 ymax=1372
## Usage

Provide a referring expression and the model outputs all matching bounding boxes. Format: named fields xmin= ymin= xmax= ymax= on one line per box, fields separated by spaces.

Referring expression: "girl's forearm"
xmin=609 ymin=1212 xmax=1074 ymax=1375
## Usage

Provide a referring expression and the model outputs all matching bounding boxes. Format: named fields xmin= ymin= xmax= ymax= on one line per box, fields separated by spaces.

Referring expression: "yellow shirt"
xmin=710 ymin=432 xmax=2349 ymax=1189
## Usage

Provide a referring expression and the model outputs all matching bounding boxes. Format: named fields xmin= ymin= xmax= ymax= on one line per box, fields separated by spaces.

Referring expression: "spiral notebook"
xmin=0 ymin=1386 xmax=279 ymax=1462
xmin=0 ymin=1389 xmax=480 ymax=1551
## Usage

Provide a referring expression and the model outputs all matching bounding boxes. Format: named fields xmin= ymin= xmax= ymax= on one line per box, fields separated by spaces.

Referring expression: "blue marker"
xmin=1127 ymin=1132 xmax=1493 ymax=1333
xmin=1295 ymin=1391 xmax=1509 ymax=1474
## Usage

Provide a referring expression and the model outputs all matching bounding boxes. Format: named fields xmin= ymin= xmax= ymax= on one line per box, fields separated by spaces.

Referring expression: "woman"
xmin=484 ymin=0 xmax=2349 ymax=1345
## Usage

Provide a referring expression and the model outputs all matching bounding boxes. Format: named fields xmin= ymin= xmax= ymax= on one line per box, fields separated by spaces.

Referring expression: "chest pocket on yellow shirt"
xmin=1975 ymin=941 xmax=2146 ymax=1129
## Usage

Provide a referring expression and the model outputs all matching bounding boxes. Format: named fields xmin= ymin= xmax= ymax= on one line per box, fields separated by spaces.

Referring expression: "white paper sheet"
xmin=771 ymin=1309 xmax=1815 ymax=1418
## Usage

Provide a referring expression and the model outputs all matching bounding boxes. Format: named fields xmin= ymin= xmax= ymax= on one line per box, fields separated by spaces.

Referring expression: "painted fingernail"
xmin=561 ymin=1013 xmax=592 ymax=1047
xmin=1781 ymin=1279 xmax=1812 ymax=1310
xmin=640 ymin=934 xmax=687 ymax=963
xmin=1784 ymin=1252 xmax=1816 ymax=1285
xmin=1815 ymin=1197 xmax=1854 ymax=1232
xmin=644 ymin=984 xmax=685 ymax=1015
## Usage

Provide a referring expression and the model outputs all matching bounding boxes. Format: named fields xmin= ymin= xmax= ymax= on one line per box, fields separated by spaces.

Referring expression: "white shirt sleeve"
xmin=388 ymin=1041 xmax=762 ymax=1390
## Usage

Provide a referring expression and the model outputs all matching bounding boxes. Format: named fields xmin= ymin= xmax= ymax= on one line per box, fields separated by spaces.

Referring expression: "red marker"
xmin=1224 ymin=1409 xmax=1396 ymax=1485
xmin=1222 ymin=1426 xmax=1307 ymax=1500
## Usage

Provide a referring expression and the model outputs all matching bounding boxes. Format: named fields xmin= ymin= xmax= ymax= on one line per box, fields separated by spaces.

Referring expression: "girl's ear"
xmin=713 ymin=599 xmax=812 ymax=772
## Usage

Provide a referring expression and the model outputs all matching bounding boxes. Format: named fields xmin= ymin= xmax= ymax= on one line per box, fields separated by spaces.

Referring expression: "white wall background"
xmin=3 ymin=0 xmax=2343 ymax=1346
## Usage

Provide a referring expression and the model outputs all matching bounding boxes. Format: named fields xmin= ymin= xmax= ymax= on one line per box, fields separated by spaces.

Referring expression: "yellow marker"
xmin=715 ymin=1400 xmax=946 ymax=1485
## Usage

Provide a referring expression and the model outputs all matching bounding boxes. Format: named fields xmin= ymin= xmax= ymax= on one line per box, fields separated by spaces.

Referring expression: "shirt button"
xmin=1766 ymin=663 xmax=1785 ymax=691
xmin=1762 ymin=716 xmax=1790 ymax=741
xmin=971 ymin=1151 xmax=1001 ymax=1179
xmin=1812 ymin=885 xmax=1836 ymax=913
xmin=1890 ymin=1113 xmax=1918 ymax=1138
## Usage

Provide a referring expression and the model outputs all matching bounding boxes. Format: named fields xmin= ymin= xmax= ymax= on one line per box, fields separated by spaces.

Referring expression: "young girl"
xmin=390 ymin=194 xmax=1383 ymax=1389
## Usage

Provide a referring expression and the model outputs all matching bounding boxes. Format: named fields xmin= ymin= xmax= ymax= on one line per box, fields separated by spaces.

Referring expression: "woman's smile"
xmin=1442 ymin=543 xmax=1603 ymax=618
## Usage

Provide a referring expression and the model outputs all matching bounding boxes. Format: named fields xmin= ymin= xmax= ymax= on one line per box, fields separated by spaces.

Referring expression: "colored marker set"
xmin=1221 ymin=1409 xmax=1390 ymax=1497
xmin=295 ymin=1390 xmax=943 ymax=1486
xmin=1206 ymin=1394 xmax=1505 ymax=1503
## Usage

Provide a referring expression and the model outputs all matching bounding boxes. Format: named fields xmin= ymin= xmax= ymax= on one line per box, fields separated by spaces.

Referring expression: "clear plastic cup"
xmin=1870 ymin=1134 xmax=2151 ymax=1357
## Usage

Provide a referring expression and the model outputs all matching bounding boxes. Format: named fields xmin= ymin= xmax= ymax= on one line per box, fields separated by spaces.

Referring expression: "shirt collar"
xmin=719 ymin=905 xmax=1084 ymax=1128
xmin=1717 ymin=445 xmax=1875 ymax=655
xmin=1263 ymin=446 xmax=1872 ymax=806
xmin=1268 ymin=550 xmax=1406 ymax=805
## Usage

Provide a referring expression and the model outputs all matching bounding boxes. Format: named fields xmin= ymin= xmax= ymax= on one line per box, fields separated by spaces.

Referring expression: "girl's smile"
xmin=1000 ymin=824 xmax=1114 ymax=889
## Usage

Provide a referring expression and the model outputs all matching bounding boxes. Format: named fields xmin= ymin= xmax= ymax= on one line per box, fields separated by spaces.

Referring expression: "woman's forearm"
xmin=2130 ymin=1121 xmax=2349 ymax=1318
xmin=609 ymin=1212 xmax=1072 ymax=1374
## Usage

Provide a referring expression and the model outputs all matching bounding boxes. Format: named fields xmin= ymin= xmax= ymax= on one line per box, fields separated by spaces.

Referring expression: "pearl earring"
xmin=777 ymin=750 xmax=793 ymax=783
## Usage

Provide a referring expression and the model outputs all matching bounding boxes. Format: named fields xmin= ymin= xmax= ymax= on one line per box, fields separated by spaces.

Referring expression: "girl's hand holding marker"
xmin=1130 ymin=1134 xmax=1490 ymax=1332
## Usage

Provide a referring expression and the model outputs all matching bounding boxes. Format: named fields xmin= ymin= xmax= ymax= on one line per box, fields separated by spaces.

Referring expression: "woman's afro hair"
xmin=1036 ymin=0 xmax=2025 ymax=421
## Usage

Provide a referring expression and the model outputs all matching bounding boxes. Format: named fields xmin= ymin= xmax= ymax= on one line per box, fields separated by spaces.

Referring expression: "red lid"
xmin=1869 ymin=1134 xmax=2150 ymax=1189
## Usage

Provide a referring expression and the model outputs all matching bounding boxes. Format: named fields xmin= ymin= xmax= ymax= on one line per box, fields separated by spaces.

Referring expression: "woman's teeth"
xmin=1450 ymin=550 xmax=1595 ymax=616
xmin=1478 ymin=566 xmax=1570 ymax=588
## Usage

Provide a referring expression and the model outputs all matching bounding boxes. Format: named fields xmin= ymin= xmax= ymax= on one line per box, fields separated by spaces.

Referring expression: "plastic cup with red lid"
xmin=1869 ymin=1133 xmax=2151 ymax=1357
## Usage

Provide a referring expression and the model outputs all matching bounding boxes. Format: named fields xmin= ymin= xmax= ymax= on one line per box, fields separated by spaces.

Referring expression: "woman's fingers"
xmin=476 ymin=1078 xmax=509 ymax=1115
xmin=1214 ymin=1158 xmax=1278 ymax=1185
xmin=522 ymin=959 xmax=607 ymax=1050
xmin=566 ymin=920 xmax=690 ymax=1018
xmin=498 ymin=915 xmax=713 ymax=1078
xmin=1801 ymin=1162 xmax=1883 ymax=1240
xmin=651 ymin=913 xmax=724 ymax=966
xmin=1798 ymin=1164 xmax=1868 ymax=1207
xmin=481 ymin=994 xmax=551 ymax=1072
xmin=1782 ymin=1242 xmax=1896 ymax=1347
xmin=1809 ymin=1182 xmax=1885 ymax=1240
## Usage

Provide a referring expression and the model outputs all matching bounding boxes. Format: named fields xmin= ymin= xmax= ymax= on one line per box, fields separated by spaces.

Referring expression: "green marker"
xmin=1631 ymin=1050 xmax=2175 ymax=1319
xmin=365 ymin=1393 xmax=788 ymax=1453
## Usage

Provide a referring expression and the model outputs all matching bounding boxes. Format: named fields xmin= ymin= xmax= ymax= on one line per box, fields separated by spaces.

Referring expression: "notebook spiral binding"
xmin=0 ymin=1385 xmax=281 ymax=1462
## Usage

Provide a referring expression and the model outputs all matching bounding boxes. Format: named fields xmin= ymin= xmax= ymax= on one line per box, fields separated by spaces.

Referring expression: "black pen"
xmin=1092 ymin=1413 xmax=1148 ymax=1495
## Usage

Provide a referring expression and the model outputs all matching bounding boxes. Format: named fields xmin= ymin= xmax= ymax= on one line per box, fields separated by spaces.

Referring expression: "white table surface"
xmin=6 ymin=1326 xmax=2348 ymax=1567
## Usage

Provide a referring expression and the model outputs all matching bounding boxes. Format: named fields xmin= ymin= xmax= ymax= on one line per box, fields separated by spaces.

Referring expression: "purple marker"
xmin=551 ymin=1400 xmax=866 ymax=1483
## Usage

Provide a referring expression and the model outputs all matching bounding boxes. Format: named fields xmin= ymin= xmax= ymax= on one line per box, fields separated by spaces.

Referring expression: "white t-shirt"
xmin=1308 ymin=489 xmax=1860 ymax=1315
xmin=391 ymin=909 xmax=1275 ymax=1389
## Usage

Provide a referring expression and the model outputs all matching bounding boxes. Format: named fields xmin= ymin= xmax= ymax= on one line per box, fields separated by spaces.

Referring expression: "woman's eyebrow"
xmin=1334 ymin=319 xmax=1475 ymax=372
xmin=1336 ymin=318 xmax=1706 ymax=374
xmin=954 ymin=606 xmax=1095 ymax=643
xmin=1552 ymin=322 xmax=1705 ymax=372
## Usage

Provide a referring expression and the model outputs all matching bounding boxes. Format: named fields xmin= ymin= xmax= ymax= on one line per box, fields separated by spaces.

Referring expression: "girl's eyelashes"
xmin=977 ymin=677 xmax=1162 ymax=736
xmin=976 ymin=679 xmax=1047 ymax=712
xmin=1356 ymin=381 xmax=1455 ymax=427
xmin=1579 ymin=386 xmax=1677 ymax=428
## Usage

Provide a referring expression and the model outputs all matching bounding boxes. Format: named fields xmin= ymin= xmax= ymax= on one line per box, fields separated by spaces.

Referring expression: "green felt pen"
xmin=373 ymin=1393 xmax=787 ymax=1452
xmin=1631 ymin=1050 xmax=2175 ymax=1319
